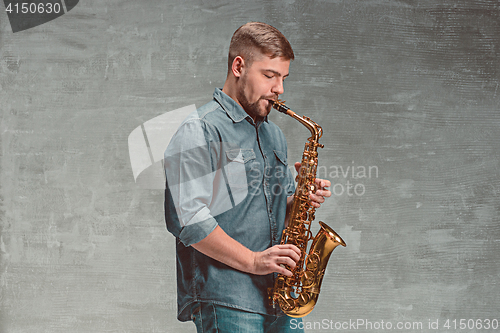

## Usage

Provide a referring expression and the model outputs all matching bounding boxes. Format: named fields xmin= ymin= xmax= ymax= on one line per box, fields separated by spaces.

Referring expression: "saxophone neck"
xmin=270 ymin=99 xmax=323 ymax=144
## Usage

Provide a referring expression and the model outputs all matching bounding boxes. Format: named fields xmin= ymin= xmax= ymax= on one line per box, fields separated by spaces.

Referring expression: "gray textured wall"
xmin=1 ymin=1 xmax=499 ymax=332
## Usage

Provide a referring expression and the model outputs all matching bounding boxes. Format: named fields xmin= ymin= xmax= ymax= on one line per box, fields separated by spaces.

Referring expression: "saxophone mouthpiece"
xmin=269 ymin=99 xmax=290 ymax=114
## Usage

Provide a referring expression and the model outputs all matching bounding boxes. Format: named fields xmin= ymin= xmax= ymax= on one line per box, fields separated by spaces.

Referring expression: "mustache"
xmin=263 ymin=95 xmax=279 ymax=102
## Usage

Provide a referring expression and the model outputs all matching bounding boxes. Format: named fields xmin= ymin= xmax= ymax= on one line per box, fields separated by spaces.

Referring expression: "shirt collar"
xmin=213 ymin=88 xmax=269 ymax=124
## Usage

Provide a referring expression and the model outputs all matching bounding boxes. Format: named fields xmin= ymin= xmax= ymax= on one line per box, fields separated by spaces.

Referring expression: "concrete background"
xmin=1 ymin=0 xmax=499 ymax=332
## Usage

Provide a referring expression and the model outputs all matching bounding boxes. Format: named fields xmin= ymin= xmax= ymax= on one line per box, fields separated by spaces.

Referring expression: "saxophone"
xmin=269 ymin=100 xmax=346 ymax=318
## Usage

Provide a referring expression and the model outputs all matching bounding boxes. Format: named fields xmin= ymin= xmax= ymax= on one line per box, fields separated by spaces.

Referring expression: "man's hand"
xmin=251 ymin=244 xmax=301 ymax=277
xmin=294 ymin=162 xmax=331 ymax=208
xmin=192 ymin=226 xmax=301 ymax=277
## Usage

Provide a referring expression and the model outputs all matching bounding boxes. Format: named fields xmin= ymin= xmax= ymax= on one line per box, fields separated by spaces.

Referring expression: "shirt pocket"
xmin=273 ymin=150 xmax=293 ymax=195
xmin=273 ymin=149 xmax=288 ymax=166
xmin=224 ymin=149 xmax=256 ymax=203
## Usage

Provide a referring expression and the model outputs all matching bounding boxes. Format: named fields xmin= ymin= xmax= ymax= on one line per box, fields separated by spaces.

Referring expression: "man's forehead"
xmin=252 ymin=55 xmax=290 ymax=74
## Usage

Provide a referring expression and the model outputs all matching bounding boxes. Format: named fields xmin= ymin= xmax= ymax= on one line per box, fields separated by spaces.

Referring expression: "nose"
xmin=271 ymin=78 xmax=285 ymax=95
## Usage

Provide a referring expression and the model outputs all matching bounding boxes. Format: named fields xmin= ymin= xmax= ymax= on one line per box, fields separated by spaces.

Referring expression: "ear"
xmin=231 ymin=56 xmax=245 ymax=78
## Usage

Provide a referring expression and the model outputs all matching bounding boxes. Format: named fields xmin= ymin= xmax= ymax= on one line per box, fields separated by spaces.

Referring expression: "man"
xmin=164 ymin=22 xmax=331 ymax=332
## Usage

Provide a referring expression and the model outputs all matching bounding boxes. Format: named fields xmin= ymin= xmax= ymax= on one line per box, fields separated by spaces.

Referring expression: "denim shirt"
xmin=164 ymin=88 xmax=295 ymax=321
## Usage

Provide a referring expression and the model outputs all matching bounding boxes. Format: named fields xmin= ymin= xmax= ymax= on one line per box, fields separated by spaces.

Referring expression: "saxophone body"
xmin=269 ymin=100 xmax=346 ymax=318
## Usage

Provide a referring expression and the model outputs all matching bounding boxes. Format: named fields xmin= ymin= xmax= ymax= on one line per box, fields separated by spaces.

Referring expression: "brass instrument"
xmin=269 ymin=100 xmax=346 ymax=318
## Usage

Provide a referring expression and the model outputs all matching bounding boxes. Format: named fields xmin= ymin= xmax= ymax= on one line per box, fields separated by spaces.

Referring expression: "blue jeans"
xmin=190 ymin=302 xmax=304 ymax=333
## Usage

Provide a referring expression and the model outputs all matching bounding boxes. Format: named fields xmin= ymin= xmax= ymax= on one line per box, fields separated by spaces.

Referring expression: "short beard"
xmin=237 ymin=75 xmax=274 ymax=121
xmin=239 ymin=94 xmax=263 ymax=120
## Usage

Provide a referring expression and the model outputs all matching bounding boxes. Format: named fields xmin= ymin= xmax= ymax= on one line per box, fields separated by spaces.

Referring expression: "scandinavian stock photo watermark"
xmin=128 ymin=105 xmax=379 ymax=201
xmin=290 ymin=318 xmax=500 ymax=331
xmin=316 ymin=162 xmax=379 ymax=197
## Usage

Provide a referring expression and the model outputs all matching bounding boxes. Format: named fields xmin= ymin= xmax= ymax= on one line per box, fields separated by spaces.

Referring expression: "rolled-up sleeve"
xmin=164 ymin=115 xmax=220 ymax=247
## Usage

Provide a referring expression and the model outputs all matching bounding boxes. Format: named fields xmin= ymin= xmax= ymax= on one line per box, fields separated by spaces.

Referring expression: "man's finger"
xmin=277 ymin=256 xmax=297 ymax=269
xmin=279 ymin=266 xmax=293 ymax=277
xmin=294 ymin=162 xmax=301 ymax=174
xmin=315 ymin=178 xmax=331 ymax=188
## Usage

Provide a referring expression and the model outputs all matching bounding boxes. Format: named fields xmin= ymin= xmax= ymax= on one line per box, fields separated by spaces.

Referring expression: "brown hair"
xmin=228 ymin=22 xmax=294 ymax=71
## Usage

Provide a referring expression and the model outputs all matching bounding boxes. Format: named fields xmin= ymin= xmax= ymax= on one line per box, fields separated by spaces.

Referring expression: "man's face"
xmin=236 ymin=54 xmax=290 ymax=121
